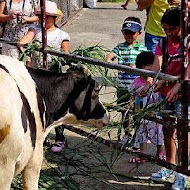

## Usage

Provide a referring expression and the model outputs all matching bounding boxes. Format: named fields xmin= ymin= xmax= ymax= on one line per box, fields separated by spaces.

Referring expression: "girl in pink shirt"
xmin=128 ymin=51 xmax=165 ymax=163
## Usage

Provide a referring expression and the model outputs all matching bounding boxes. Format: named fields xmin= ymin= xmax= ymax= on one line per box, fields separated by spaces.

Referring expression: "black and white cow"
xmin=0 ymin=55 xmax=109 ymax=190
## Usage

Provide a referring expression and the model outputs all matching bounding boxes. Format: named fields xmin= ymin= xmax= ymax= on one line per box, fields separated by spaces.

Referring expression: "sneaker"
xmin=117 ymin=134 xmax=132 ymax=146
xmin=151 ymin=167 xmax=175 ymax=182
xmin=50 ymin=141 xmax=66 ymax=153
xmin=171 ymin=173 xmax=186 ymax=190
xmin=157 ymin=151 xmax=166 ymax=161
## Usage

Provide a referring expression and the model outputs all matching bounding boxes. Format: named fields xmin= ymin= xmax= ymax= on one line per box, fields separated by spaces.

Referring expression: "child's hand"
xmin=8 ymin=11 xmax=17 ymax=20
xmin=138 ymin=83 xmax=149 ymax=97
xmin=105 ymin=53 xmax=115 ymax=62
xmin=22 ymin=16 xmax=28 ymax=24
xmin=166 ymin=83 xmax=181 ymax=102
xmin=154 ymin=80 xmax=165 ymax=92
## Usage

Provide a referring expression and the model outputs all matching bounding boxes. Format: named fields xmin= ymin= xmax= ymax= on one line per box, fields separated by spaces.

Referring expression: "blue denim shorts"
xmin=145 ymin=33 xmax=163 ymax=53
xmin=159 ymin=95 xmax=190 ymax=121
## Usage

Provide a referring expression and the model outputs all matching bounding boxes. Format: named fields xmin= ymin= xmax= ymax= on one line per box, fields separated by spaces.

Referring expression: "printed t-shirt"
xmin=29 ymin=24 xmax=70 ymax=67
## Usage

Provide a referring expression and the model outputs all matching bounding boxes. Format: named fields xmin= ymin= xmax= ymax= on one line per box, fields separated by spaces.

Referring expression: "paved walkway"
xmin=64 ymin=2 xmax=146 ymax=51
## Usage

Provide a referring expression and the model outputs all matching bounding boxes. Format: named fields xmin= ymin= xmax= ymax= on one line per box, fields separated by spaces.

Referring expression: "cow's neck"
xmin=27 ymin=68 xmax=76 ymax=127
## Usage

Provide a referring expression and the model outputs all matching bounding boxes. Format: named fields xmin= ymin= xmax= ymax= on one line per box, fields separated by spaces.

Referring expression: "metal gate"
xmin=53 ymin=0 xmax=83 ymax=25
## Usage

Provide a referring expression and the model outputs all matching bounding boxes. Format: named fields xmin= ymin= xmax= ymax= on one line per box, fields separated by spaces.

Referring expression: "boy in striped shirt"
xmin=106 ymin=16 xmax=147 ymax=146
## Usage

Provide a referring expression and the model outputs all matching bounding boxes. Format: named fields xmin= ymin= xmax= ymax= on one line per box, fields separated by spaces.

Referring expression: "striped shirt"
xmin=112 ymin=41 xmax=147 ymax=88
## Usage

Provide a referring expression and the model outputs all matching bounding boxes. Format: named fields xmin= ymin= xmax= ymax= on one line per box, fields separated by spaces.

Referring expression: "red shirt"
xmin=155 ymin=37 xmax=190 ymax=99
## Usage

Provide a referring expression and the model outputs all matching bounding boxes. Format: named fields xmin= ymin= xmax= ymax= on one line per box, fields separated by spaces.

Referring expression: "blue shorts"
xmin=145 ymin=33 xmax=163 ymax=53
xmin=159 ymin=95 xmax=190 ymax=121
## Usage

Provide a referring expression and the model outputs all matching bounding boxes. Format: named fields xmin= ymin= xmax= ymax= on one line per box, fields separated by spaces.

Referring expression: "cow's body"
xmin=0 ymin=55 xmax=108 ymax=190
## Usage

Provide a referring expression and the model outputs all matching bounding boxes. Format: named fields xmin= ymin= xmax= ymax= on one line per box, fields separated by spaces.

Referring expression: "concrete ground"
xmin=64 ymin=2 xmax=146 ymax=51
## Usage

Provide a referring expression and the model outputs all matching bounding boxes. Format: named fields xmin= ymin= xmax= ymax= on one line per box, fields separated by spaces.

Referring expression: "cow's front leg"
xmin=22 ymin=146 xmax=43 ymax=190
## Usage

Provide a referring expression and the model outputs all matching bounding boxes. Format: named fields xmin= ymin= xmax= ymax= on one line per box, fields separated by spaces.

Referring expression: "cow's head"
xmin=66 ymin=64 xmax=109 ymax=128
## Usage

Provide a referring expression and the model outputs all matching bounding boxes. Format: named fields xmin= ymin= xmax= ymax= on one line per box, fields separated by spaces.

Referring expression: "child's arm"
xmin=17 ymin=28 xmax=35 ymax=52
xmin=166 ymin=83 xmax=181 ymax=102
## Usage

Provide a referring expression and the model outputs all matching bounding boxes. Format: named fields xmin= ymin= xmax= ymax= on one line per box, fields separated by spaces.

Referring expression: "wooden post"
xmin=178 ymin=0 xmax=189 ymax=171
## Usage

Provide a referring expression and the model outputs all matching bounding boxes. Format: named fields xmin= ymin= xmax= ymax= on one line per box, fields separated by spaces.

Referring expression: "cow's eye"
xmin=92 ymin=88 xmax=100 ymax=99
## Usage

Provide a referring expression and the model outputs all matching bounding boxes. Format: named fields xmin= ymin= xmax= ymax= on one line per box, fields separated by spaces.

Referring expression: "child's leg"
xmin=163 ymin=127 xmax=176 ymax=164
xmin=128 ymin=124 xmax=147 ymax=163
xmin=156 ymin=145 xmax=166 ymax=160
xmin=51 ymin=125 xmax=67 ymax=153
xmin=151 ymin=123 xmax=166 ymax=157
xmin=55 ymin=125 xmax=65 ymax=142
xmin=128 ymin=142 xmax=147 ymax=163
xmin=140 ymin=142 xmax=147 ymax=153
xmin=156 ymin=145 xmax=165 ymax=154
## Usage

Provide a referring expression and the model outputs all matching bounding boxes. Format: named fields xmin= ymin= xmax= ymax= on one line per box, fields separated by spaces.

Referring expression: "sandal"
xmin=121 ymin=5 xmax=127 ymax=10
xmin=128 ymin=156 xmax=146 ymax=163
xmin=50 ymin=141 xmax=67 ymax=153
xmin=157 ymin=151 xmax=166 ymax=161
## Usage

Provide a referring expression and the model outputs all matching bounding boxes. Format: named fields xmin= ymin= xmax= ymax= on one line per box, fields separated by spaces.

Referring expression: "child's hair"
xmin=124 ymin=17 xmax=141 ymax=25
xmin=161 ymin=7 xmax=180 ymax=27
xmin=135 ymin=51 xmax=154 ymax=69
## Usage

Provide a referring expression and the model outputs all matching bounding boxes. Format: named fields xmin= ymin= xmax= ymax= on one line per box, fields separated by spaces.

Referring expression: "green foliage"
xmin=72 ymin=44 xmax=113 ymax=87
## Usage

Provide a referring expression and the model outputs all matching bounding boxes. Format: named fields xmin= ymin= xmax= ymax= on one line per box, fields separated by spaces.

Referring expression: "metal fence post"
xmin=179 ymin=0 xmax=189 ymax=171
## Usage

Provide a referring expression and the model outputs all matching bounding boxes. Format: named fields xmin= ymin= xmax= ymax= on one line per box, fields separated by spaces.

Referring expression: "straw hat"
xmin=35 ymin=1 xmax=58 ymax=17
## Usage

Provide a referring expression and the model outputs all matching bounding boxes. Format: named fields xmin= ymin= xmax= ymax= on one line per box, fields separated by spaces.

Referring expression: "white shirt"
xmin=29 ymin=24 xmax=70 ymax=67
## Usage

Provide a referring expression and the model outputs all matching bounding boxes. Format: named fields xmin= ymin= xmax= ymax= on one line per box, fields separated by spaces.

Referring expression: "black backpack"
xmin=159 ymin=37 xmax=182 ymax=72
xmin=158 ymin=37 xmax=168 ymax=72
